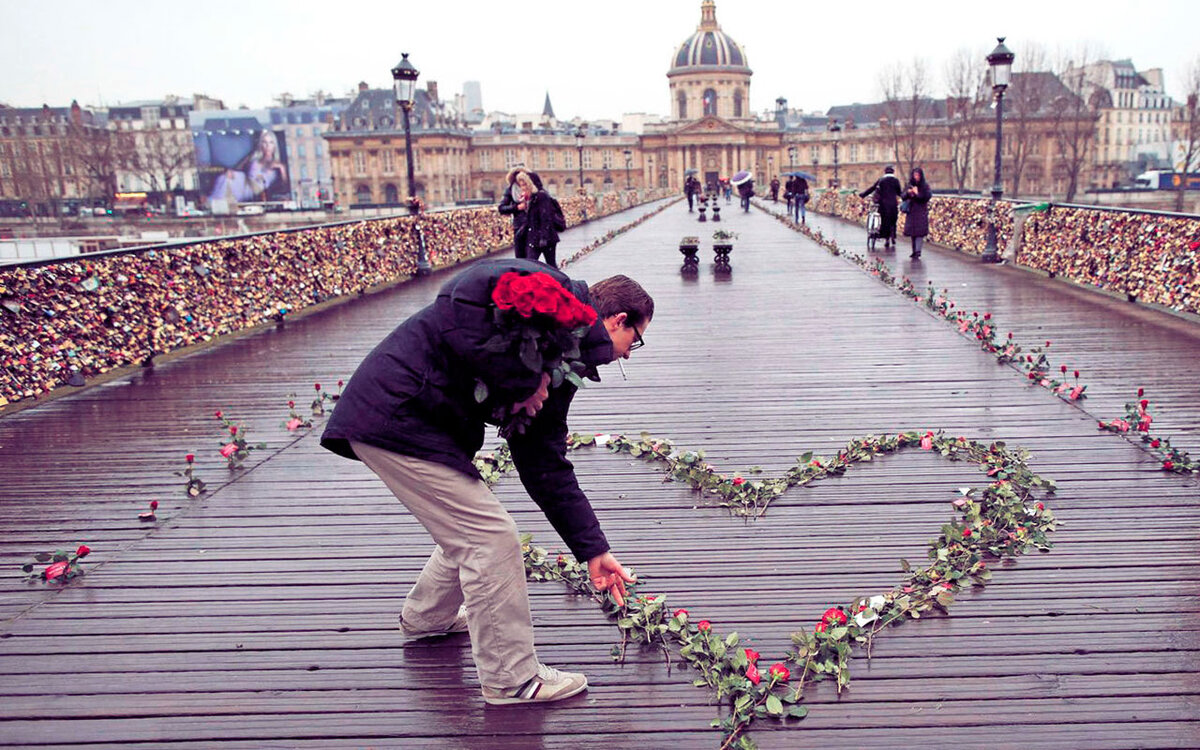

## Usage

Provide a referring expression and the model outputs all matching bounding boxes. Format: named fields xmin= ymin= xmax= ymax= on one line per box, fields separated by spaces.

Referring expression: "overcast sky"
xmin=1 ymin=0 xmax=1196 ymax=119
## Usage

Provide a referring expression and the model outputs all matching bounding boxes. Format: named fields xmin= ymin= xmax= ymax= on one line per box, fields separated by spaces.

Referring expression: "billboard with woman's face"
xmin=192 ymin=114 xmax=290 ymax=204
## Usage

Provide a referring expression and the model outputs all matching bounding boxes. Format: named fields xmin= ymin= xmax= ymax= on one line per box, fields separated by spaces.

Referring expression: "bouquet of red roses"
xmin=476 ymin=271 xmax=598 ymax=436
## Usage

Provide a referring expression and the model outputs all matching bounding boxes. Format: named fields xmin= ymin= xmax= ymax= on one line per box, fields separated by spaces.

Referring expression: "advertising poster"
xmin=192 ymin=114 xmax=290 ymax=205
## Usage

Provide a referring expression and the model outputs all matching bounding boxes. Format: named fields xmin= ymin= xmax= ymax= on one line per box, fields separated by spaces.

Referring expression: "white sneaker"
xmin=399 ymin=605 xmax=469 ymax=639
xmin=481 ymin=663 xmax=588 ymax=705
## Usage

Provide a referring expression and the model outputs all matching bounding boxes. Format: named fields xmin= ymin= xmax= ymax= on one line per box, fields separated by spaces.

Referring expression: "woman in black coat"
xmin=517 ymin=171 xmax=566 ymax=268
xmin=903 ymin=166 xmax=932 ymax=258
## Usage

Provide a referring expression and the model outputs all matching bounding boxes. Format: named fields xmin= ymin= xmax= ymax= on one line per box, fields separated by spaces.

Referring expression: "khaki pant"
xmin=351 ymin=441 xmax=539 ymax=688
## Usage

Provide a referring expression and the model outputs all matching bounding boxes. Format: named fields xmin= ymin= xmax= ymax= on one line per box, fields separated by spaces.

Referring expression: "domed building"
xmin=643 ymin=0 xmax=781 ymax=193
xmin=668 ymin=0 xmax=752 ymax=122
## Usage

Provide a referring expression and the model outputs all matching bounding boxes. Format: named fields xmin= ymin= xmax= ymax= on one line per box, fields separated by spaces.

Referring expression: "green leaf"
xmin=482 ymin=334 xmax=511 ymax=353
xmin=564 ymin=371 xmax=584 ymax=388
xmin=474 ymin=381 xmax=489 ymax=403
xmin=788 ymin=705 xmax=809 ymax=719
xmin=519 ymin=338 xmax=543 ymax=372
xmin=549 ymin=368 xmax=563 ymax=388
xmin=766 ymin=694 xmax=783 ymax=716
xmin=900 ymin=557 xmax=911 ymax=572
xmin=725 ymin=632 xmax=739 ymax=648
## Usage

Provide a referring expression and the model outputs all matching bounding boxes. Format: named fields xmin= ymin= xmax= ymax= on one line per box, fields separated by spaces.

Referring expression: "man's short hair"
xmin=884 ymin=165 xmax=895 ymax=174
xmin=589 ymin=275 xmax=654 ymax=328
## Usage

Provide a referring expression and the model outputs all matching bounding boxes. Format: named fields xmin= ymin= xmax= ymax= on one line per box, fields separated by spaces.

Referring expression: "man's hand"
xmin=510 ymin=372 xmax=551 ymax=417
xmin=587 ymin=551 xmax=637 ymax=607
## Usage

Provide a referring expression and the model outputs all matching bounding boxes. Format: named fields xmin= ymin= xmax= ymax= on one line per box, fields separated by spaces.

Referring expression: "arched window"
xmin=677 ymin=91 xmax=687 ymax=119
xmin=703 ymin=89 xmax=718 ymax=116
xmin=733 ymin=90 xmax=743 ymax=118
xmin=355 ymin=184 xmax=372 ymax=204
xmin=384 ymin=184 xmax=399 ymax=203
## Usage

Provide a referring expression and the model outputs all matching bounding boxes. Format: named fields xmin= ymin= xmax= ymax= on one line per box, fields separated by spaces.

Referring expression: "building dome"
xmin=670 ymin=1 xmax=749 ymax=72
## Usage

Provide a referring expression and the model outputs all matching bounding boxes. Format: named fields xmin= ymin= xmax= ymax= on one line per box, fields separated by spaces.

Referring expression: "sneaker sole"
xmin=483 ymin=677 xmax=588 ymax=705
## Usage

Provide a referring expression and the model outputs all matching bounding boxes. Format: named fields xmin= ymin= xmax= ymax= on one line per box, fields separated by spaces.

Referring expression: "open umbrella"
xmin=784 ymin=171 xmax=817 ymax=181
xmin=731 ymin=170 xmax=753 ymax=186
xmin=683 ymin=168 xmax=699 ymax=175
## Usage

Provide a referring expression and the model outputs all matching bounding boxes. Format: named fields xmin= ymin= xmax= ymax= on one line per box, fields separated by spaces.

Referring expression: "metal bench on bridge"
xmin=679 ymin=236 xmax=700 ymax=274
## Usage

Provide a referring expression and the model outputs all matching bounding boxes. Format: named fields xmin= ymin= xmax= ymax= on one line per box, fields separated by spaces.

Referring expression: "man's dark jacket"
xmin=321 ymin=258 xmax=614 ymax=562
xmin=859 ymin=174 xmax=903 ymax=206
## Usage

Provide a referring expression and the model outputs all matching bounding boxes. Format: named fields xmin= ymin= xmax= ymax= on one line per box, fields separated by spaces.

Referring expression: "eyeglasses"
xmin=629 ymin=327 xmax=645 ymax=351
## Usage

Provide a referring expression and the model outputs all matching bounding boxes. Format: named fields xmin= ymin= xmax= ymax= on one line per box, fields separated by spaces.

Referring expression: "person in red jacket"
xmin=322 ymin=258 xmax=653 ymax=705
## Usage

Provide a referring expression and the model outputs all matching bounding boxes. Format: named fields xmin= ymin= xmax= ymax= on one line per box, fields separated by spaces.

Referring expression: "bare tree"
xmin=1002 ymin=43 xmax=1052 ymax=199
xmin=66 ymin=117 xmax=118 ymax=202
xmin=1051 ymin=45 xmax=1104 ymax=202
xmin=119 ymin=128 xmax=195 ymax=201
xmin=1174 ymin=56 xmax=1200 ymax=213
xmin=944 ymin=47 xmax=985 ymax=192
xmin=880 ymin=58 xmax=932 ymax=176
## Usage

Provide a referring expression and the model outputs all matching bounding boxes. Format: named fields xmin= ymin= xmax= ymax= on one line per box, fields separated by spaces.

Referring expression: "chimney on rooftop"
xmin=358 ymin=81 xmax=369 ymax=93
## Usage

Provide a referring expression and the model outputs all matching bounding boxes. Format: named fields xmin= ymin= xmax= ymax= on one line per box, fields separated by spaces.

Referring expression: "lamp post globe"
xmin=391 ymin=52 xmax=430 ymax=274
xmin=575 ymin=124 xmax=586 ymax=195
xmin=982 ymin=37 xmax=1015 ymax=264
xmin=828 ymin=120 xmax=842 ymax=189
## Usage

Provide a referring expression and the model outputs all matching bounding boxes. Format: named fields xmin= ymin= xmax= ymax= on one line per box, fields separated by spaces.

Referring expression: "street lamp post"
xmin=982 ymin=37 xmax=1015 ymax=264
xmin=575 ymin=124 xmax=586 ymax=195
xmin=829 ymin=120 xmax=842 ymax=189
xmin=391 ymin=51 xmax=430 ymax=275
xmin=623 ymin=149 xmax=632 ymax=189
xmin=788 ymin=145 xmax=796 ymax=169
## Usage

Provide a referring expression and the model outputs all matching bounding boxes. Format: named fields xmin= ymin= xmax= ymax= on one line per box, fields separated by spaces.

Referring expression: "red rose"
xmin=185 ymin=453 xmax=194 ymax=463
xmin=314 ymin=383 xmax=321 ymax=391
xmin=531 ymin=286 xmax=561 ymax=316
xmin=509 ymin=275 xmax=538 ymax=317
xmin=288 ymin=400 xmax=295 ymax=408
xmin=745 ymin=663 xmax=761 ymax=685
xmin=1045 ymin=340 xmax=1051 ymax=347
xmin=744 ymin=648 xmax=760 ymax=664
xmin=214 ymin=410 xmax=223 ymax=419
xmin=43 ymin=561 xmax=69 ymax=580
xmin=75 ymin=545 xmax=91 ymax=558
xmin=337 ymin=379 xmax=344 ymax=387
xmin=150 ymin=501 xmax=159 ymax=510
xmin=1137 ymin=387 xmax=1144 ymax=397
xmin=229 ymin=425 xmax=238 ymax=436
xmin=821 ymin=607 xmax=847 ymax=625
xmin=1036 ymin=502 xmax=1044 ymax=511
xmin=814 ymin=621 xmax=828 ymax=633
xmin=1073 ymin=370 xmax=1080 ymax=378
xmin=492 ymin=273 xmax=518 ymax=310
xmin=1060 ymin=365 xmax=1067 ymax=373
xmin=697 ymin=620 xmax=711 ymax=631
xmin=673 ymin=608 xmax=688 ymax=620
xmin=1150 ymin=439 xmax=1161 ymax=448
xmin=220 ymin=443 xmax=238 ymax=458
xmin=962 ymin=528 xmax=972 ymax=537
xmin=1140 ymin=399 xmax=1149 ymax=410
xmin=1163 ymin=460 xmax=1174 ymax=470
xmin=769 ymin=663 xmax=790 ymax=682
xmin=732 ymin=477 xmax=745 ymax=486
xmin=983 ymin=312 xmax=991 ymax=320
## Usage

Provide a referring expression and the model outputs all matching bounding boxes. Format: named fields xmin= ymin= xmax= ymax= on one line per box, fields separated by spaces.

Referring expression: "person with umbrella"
xmin=785 ymin=171 xmax=813 ymax=224
xmin=732 ymin=170 xmax=754 ymax=213
xmin=683 ymin=171 xmax=700 ymax=212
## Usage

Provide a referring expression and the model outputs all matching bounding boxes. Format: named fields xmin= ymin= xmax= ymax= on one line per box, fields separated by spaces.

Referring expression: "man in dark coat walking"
xmin=684 ymin=174 xmax=700 ymax=212
xmin=322 ymin=258 xmax=653 ymax=706
xmin=859 ymin=166 xmax=903 ymax=250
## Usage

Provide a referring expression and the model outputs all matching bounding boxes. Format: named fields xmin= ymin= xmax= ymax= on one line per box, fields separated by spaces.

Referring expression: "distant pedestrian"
xmin=788 ymin=175 xmax=809 ymax=224
xmin=859 ymin=166 xmax=903 ymax=250
xmin=498 ymin=167 xmax=532 ymax=259
xmin=903 ymin=167 xmax=932 ymax=259
xmin=737 ymin=179 xmax=754 ymax=213
xmin=684 ymin=175 xmax=700 ymax=212
xmin=769 ymin=176 xmax=780 ymax=202
xmin=519 ymin=171 xmax=566 ymax=268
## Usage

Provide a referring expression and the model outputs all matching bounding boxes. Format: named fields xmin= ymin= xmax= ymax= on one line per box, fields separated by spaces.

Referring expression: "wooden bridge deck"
xmin=1 ymin=199 xmax=1199 ymax=749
